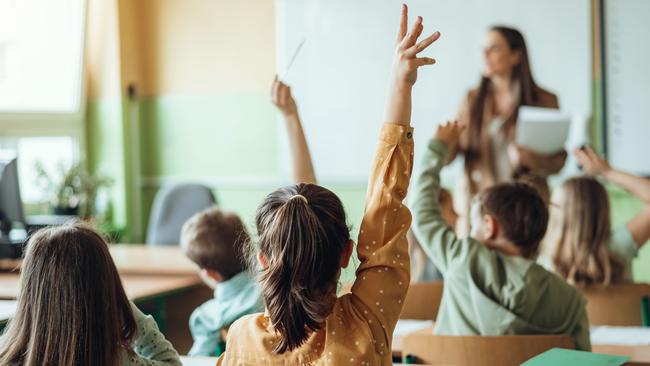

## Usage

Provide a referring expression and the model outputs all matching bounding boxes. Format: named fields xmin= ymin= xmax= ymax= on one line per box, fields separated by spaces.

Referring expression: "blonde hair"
xmin=544 ymin=176 xmax=626 ymax=287
xmin=180 ymin=206 xmax=248 ymax=279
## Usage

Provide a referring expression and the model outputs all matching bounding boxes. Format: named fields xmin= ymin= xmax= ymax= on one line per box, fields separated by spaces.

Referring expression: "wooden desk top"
xmin=0 ymin=272 xmax=203 ymax=302
xmin=110 ymin=244 xmax=199 ymax=276
xmin=179 ymin=357 xmax=420 ymax=366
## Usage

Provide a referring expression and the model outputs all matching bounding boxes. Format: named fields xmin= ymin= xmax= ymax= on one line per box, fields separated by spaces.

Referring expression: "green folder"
xmin=522 ymin=348 xmax=629 ymax=366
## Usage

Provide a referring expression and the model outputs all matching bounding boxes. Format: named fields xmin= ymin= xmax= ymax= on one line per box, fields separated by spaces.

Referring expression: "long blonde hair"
xmin=0 ymin=223 xmax=137 ymax=366
xmin=544 ymin=176 xmax=626 ymax=286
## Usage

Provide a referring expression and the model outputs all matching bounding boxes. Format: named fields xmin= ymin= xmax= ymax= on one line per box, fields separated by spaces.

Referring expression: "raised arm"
xmin=411 ymin=122 xmax=468 ymax=274
xmin=351 ymin=3 xmax=440 ymax=344
xmin=271 ymin=76 xmax=317 ymax=184
xmin=575 ymin=147 xmax=650 ymax=247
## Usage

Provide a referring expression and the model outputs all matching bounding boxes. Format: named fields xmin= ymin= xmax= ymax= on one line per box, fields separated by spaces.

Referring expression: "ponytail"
xmin=252 ymin=184 xmax=350 ymax=353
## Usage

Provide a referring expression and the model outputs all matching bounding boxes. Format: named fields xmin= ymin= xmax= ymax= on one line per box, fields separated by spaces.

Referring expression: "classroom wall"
xmin=85 ymin=0 xmax=129 ymax=231
xmin=84 ymin=0 xmax=647 ymax=282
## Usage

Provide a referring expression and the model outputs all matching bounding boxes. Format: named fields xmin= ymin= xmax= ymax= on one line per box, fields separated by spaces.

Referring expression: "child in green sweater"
xmin=412 ymin=121 xmax=590 ymax=351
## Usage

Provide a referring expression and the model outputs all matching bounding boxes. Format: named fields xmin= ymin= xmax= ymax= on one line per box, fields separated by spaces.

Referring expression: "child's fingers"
xmin=404 ymin=31 xmax=441 ymax=58
xmin=397 ymin=4 xmax=408 ymax=43
xmin=279 ymin=84 xmax=288 ymax=106
xmin=400 ymin=16 xmax=423 ymax=49
xmin=271 ymin=81 xmax=280 ymax=105
xmin=411 ymin=57 xmax=436 ymax=68
xmin=585 ymin=146 xmax=602 ymax=163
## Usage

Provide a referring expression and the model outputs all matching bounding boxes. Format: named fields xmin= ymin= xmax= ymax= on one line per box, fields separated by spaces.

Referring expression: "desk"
xmin=110 ymin=244 xmax=199 ymax=276
xmin=178 ymin=357 xmax=421 ymax=366
xmin=593 ymin=345 xmax=650 ymax=364
xmin=0 ymin=273 xmax=202 ymax=302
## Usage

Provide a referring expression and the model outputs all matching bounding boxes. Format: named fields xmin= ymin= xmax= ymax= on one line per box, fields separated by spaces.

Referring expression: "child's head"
xmin=512 ymin=166 xmax=550 ymax=204
xmin=544 ymin=176 xmax=625 ymax=286
xmin=249 ymin=183 xmax=352 ymax=353
xmin=439 ymin=188 xmax=459 ymax=228
xmin=470 ymin=182 xmax=549 ymax=258
xmin=0 ymin=223 xmax=136 ymax=366
xmin=180 ymin=207 xmax=248 ymax=284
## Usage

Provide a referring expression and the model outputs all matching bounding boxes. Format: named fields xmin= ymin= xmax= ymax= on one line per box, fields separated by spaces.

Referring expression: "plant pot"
xmin=52 ymin=206 xmax=80 ymax=216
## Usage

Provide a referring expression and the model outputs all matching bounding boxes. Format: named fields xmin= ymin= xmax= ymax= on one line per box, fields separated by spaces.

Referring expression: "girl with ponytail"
xmin=217 ymin=5 xmax=440 ymax=364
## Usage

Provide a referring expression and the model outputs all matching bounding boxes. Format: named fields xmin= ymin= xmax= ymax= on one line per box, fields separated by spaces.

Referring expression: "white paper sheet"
xmin=590 ymin=326 xmax=650 ymax=346
xmin=516 ymin=106 xmax=571 ymax=154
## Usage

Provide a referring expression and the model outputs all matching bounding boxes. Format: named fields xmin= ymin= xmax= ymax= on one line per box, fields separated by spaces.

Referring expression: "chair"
xmin=402 ymin=333 xmax=575 ymax=366
xmin=146 ymin=184 xmax=216 ymax=246
xmin=580 ymin=283 xmax=650 ymax=326
xmin=399 ymin=281 xmax=444 ymax=320
xmin=339 ymin=281 xmax=444 ymax=321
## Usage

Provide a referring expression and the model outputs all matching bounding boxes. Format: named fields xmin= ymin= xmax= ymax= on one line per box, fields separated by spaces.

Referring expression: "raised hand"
xmin=385 ymin=4 xmax=440 ymax=125
xmin=271 ymin=75 xmax=298 ymax=118
xmin=393 ymin=4 xmax=441 ymax=88
xmin=435 ymin=121 xmax=465 ymax=164
xmin=573 ymin=146 xmax=611 ymax=176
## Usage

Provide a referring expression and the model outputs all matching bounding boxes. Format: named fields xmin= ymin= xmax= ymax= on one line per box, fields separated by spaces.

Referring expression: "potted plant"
xmin=35 ymin=161 xmax=112 ymax=218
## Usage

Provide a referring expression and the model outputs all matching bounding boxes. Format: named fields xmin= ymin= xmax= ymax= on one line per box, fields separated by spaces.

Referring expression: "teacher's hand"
xmin=508 ymin=144 xmax=567 ymax=176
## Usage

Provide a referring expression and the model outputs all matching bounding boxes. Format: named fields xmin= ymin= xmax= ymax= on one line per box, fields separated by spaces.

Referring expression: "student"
xmin=412 ymin=121 xmax=590 ymax=351
xmin=0 ymin=223 xmax=182 ymax=366
xmin=217 ymin=5 xmax=439 ymax=364
xmin=539 ymin=146 xmax=650 ymax=286
xmin=180 ymin=207 xmax=263 ymax=356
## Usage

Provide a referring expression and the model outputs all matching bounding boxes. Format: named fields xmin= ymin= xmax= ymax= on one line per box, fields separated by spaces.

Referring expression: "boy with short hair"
xmin=180 ymin=207 xmax=263 ymax=356
xmin=412 ymin=121 xmax=590 ymax=351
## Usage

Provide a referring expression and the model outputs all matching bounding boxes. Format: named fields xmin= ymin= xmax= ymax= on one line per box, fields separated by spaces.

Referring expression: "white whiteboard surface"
xmin=605 ymin=0 xmax=650 ymax=176
xmin=276 ymin=0 xmax=591 ymax=184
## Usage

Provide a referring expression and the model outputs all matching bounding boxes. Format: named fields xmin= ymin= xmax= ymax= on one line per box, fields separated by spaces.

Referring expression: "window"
xmin=0 ymin=0 xmax=86 ymax=113
xmin=0 ymin=0 xmax=86 ymax=211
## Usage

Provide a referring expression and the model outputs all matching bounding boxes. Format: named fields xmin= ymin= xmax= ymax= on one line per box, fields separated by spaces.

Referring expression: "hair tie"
xmin=290 ymin=194 xmax=309 ymax=204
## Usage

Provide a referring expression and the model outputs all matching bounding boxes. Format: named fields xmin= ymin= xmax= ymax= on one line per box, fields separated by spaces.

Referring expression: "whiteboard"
xmin=275 ymin=0 xmax=591 ymax=183
xmin=604 ymin=0 xmax=650 ymax=176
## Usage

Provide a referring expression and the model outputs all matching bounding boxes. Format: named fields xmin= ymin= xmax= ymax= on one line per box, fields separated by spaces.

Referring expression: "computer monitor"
xmin=0 ymin=158 xmax=25 ymax=240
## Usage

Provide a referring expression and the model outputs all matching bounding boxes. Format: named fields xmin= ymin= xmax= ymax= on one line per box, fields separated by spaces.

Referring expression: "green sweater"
xmin=411 ymin=138 xmax=591 ymax=351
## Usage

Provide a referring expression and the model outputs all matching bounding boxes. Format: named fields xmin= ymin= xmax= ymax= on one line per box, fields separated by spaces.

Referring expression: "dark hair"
xmin=251 ymin=183 xmax=350 ymax=353
xmin=511 ymin=166 xmax=550 ymax=204
xmin=466 ymin=26 xmax=539 ymax=169
xmin=180 ymin=206 xmax=248 ymax=279
xmin=0 ymin=223 xmax=137 ymax=366
xmin=476 ymin=182 xmax=549 ymax=258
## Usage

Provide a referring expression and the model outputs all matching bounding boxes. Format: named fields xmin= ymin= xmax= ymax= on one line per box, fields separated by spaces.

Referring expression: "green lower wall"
xmin=86 ymin=98 xmax=129 ymax=230
xmin=87 ymin=93 xmax=650 ymax=283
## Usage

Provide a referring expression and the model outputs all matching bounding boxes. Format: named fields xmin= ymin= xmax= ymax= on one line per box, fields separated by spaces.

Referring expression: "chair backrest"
xmin=399 ymin=281 xmax=444 ymax=320
xmin=146 ymin=184 xmax=216 ymax=246
xmin=402 ymin=333 xmax=575 ymax=366
xmin=580 ymin=282 xmax=650 ymax=326
xmin=339 ymin=281 xmax=443 ymax=321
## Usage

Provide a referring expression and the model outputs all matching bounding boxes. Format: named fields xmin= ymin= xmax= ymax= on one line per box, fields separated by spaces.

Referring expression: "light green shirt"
xmin=121 ymin=302 xmax=182 ymax=366
xmin=188 ymin=271 xmax=263 ymax=356
xmin=411 ymin=138 xmax=591 ymax=351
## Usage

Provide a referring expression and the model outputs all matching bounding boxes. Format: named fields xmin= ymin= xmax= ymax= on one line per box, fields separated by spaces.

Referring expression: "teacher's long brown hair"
xmin=466 ymin=26 xmax=540 ymax=173
xmin=0 ymin=223 xmax=137 ymax=366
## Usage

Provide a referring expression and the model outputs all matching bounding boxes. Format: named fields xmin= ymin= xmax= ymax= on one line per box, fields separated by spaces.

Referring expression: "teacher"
xmin=454 ymin=26 xmax=566 ymax=223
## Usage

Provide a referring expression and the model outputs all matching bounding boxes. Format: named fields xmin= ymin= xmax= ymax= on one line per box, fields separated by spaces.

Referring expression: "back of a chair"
xmin=402 ymin=333 xmax=575 ymax=366
xmin=146 ymin=184 xmax=216 ymax=246
xmin=400 ymin=281 xmax=444 ymax=320
xmin=339 ymin=281 xmax=443 ymax=321
xmin=581 ymin=283 xmax=650 ymax=326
